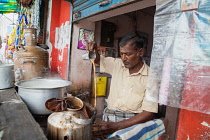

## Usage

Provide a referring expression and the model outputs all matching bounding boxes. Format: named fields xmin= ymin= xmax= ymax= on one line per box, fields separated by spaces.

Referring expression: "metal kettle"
xmin=47 ymin=99 xmax=96 ymax=140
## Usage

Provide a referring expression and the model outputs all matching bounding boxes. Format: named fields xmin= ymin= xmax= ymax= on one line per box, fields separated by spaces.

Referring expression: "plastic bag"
xmin=145 ymin=0 xmax=210 ymax=114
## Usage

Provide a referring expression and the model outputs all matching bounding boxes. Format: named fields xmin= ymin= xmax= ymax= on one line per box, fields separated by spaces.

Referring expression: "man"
xmin=87 ymin=32 xmax=161 ymax=139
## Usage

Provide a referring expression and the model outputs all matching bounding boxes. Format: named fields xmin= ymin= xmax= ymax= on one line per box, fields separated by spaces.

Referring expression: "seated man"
xmin=87 ymin=32 xmax=164 ymax=139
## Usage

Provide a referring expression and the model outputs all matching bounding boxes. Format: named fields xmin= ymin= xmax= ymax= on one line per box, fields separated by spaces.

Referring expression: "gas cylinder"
xmin=47 ymin=111 xmax=94 ymax=140
xmin=14 ymin=28 xmax=49 ymax=82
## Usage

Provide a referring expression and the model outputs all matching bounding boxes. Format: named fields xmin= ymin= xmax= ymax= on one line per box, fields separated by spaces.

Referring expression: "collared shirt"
xmin=100 ymin=56 xmax=158 ymax=113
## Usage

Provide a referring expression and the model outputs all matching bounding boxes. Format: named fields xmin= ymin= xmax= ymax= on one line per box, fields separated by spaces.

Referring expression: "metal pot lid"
xmin=15 ymin=78 xmax=72 ymax=89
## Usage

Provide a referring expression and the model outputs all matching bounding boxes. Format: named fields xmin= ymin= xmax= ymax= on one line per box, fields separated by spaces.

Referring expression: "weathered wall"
xmin=45 ymin=0 xmax=71 ymax=80
xmin=177 ymin=109 xmax=210 ymax=139
xmin=69 ymin=19 xmax=95 ymax=94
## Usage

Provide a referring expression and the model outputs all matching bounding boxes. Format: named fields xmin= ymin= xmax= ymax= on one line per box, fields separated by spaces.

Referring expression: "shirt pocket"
xmin=119 ymin=87 xmax=145 ymax=112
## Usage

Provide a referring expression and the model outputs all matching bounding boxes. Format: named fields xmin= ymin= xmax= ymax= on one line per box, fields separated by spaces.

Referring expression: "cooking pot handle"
xmin=20 ymin=58 xmax=36 ymax=64
xmin=90 ymin=110 xmax=97 ymax=124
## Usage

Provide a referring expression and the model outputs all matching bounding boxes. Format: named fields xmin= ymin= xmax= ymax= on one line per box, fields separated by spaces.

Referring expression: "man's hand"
xmin=93 ymin=111 xmax=154 ymax=138
xmin=86 ymin=41 xmax=100 ymax=65
xmin=93 ymin=121 xmax=120 ymax=136
xmin=86 ymin=41 xmax=98 ymax=52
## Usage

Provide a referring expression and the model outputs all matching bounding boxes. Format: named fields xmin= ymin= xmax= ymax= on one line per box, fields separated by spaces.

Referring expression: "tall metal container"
xmin=47 ymin=111 xmax=94 ymax=140
xmin=14 ymin=28 xmax=49 ymax=82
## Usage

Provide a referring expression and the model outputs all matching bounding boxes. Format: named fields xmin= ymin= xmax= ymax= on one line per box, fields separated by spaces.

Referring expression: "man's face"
xmin=120 ymin=45 xmax=143 ymax=69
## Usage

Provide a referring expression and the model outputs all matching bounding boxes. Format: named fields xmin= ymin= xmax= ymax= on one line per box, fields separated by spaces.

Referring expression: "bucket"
xmin=0 ymin=64 xmax=14 ymax=89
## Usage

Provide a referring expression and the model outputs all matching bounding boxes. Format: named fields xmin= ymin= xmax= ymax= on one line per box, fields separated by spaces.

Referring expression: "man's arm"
xmin=116 ymin=111 xmax=154 ymax=130
xmin=94 ymin=111 xmax=154 ymax=135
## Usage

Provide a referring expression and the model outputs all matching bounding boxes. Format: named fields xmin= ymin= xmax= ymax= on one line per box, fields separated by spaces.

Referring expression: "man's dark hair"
xmin=119 ymin=32 xmax=145 ymax=50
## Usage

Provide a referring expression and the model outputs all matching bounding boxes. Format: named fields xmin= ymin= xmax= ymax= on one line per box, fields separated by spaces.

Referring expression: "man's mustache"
xmin=123 ymin=61 xmax=129 ymax=65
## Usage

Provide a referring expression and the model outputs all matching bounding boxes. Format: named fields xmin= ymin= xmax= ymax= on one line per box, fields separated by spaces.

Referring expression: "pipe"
xmin=66 ymin=2 xmax=73 ymax=80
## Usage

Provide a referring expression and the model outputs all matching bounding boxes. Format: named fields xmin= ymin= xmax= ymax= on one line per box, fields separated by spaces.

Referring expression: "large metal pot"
xmin=16 ymin=78 xmax=72 ymax=115
xmin=14 ymin=28 xmax=49 ymax=83
xmin=0 ymin=64 xmax=14 ymax=89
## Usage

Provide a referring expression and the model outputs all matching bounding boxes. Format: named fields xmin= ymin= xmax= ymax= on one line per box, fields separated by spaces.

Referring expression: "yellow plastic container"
xmin=93 ymin=77 xmax=107 ymax=96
